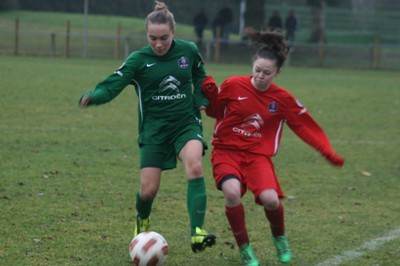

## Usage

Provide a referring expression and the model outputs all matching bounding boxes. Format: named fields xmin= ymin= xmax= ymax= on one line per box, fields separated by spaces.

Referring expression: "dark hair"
xmin=145 ymin=1 xmax=176 ymax=32
xmin=245 ymin=27 xmax=289 ymax=70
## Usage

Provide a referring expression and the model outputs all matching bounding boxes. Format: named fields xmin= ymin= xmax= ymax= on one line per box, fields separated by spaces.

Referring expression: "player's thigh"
xmin=174 ymin=123 xmax=207 ymax=160
xmin=140 ymin=143 xmax=176 ymax=171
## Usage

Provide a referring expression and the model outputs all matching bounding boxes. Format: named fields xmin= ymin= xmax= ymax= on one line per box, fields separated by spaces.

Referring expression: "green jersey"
xmin=83 ymin=39 xmax=209 ymax=144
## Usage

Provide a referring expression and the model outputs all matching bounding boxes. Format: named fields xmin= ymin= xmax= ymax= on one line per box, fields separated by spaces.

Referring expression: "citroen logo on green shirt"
xmin=159 ymin=75 xmax=181 ymax=93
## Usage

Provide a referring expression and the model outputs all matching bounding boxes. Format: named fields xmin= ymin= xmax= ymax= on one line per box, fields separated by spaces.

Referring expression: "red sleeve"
xmin=286 ymin=100 xmax=344 ymax=167
xmin=201 ymin=76 xmax=226 ymax=119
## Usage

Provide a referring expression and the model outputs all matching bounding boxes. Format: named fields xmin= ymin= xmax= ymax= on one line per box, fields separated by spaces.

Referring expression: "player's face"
xmin=251 ymin=58 xmax=280 ymax=92
xmin=147 ymin=23 xmax=174 ymax=56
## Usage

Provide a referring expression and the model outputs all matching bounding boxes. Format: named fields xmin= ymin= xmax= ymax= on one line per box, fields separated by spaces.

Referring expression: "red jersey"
xmin=202 ymin=75 xmax=344 ymax=165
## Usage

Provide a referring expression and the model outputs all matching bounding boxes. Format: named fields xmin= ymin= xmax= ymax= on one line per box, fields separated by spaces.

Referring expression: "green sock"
xmin=136 ymin=191 xmax=153 ymax=219
xmin=187 ymin=177 xmax=207 ymax=236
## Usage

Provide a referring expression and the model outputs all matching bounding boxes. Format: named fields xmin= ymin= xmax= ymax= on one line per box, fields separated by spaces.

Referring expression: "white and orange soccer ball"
xmin=129 ymin=231 xmax=168 ymax=266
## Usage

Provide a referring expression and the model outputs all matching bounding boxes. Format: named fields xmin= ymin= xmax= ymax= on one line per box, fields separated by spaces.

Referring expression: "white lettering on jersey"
xmin=152 ymin=94 xmax=187 ymax=100
xmin=232 ymin=127 xmax=261 ymax=138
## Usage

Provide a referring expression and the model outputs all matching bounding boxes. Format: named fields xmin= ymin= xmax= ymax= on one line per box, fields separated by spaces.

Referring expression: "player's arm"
xmin=201 ymin=76 xmax=231 ymax=119
xmin=191 ymin=43 xmax=209 ymax=108
xmin=201 ymin=76 xmax=220 ymax=118
xmin=286 ymin=98 xmax=344 ymax=167
xmin=79 ymin=59 xmax=135 ymax=107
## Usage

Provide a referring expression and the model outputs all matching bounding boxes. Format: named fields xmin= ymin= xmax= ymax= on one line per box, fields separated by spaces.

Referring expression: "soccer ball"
xmin=129 ymin=231 xmax=168 ymax=266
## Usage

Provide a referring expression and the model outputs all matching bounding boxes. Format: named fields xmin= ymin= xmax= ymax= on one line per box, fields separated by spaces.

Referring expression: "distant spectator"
xmin=212 ymin=3 xmax=234 ymax=42
xmin=193 ymin=8 xmax=208 ymax=45
xmin=285 ymin=10 xmax=298 ymax=45
xmin=267 ymin=10 xmax=282 ymax=32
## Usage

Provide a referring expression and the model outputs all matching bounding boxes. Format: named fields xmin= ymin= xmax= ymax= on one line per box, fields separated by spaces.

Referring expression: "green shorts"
xmin=139 ymin=124 xmax=208 ymax=170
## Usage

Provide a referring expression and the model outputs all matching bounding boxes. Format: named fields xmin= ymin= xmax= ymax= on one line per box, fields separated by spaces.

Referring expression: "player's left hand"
xmin=325 ymin=152 xmax=345 ymax=167
xmin=202 ymin=76 xmax=218 ymax=92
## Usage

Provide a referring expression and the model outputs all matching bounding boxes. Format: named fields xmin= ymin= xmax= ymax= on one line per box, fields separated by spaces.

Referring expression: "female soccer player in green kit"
xmin=79 ymin=1 xmax=216 ymax=253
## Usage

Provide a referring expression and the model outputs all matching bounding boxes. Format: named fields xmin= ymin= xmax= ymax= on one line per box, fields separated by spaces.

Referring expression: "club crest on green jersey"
xmin=177 ymin=56 xmax=189 ymax=69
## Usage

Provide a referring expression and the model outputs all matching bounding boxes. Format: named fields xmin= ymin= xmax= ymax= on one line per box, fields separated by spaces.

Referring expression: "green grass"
xmin=1 ymin=55 xmax=399 ymax=265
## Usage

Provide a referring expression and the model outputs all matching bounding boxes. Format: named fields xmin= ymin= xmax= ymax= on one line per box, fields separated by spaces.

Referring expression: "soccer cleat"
xmin=273 ymin=235 xmax=292 ymax=263
xmin=239 ymin=243 xmax=259 ymax=266
xmin=134 ymin=216 xmax=150 ymax=237
xmin=191 ymin=227 xmax=216 ymax=252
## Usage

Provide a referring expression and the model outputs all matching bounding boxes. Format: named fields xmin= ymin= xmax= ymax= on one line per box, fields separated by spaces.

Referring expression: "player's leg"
xmin=179 ymin=139 xmax=205 ymax=233
xmin=179 ymin=139 xmax=216 ymax=252
xmin=213 ymin=149 xmax=258 ymax=265
xmin=248 ymin=156 xmax=292 ymax=263
xmin=221 ymin=176 xmax=259 ymax=266
xmin=135 ymin=144 xmax=171 ymax=236
xmin=259 ymin=189 xmax=292 ymax=263
xmin=262 ymin=196 xmax=292 ymax=263
xmin=134 ymin=167 xmax=161 ymax=236
xmin=259 ymin=189 xmax=286 ymax=238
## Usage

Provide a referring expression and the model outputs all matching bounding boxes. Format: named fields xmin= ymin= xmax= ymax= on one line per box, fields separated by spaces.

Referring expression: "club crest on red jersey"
xmin=177 ymin=57 xmax=189 ymax=69
xmin=268 ymin=102 xmax=277 ymax=112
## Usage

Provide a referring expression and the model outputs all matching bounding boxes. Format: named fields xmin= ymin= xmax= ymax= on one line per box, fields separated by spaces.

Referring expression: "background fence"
xmin=1 ymin=3 xmax=399 ymax=70
xmin=1 ymin=26 xmax=398 ymax=70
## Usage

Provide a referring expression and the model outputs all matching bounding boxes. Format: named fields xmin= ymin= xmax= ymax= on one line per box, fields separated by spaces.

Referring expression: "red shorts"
xmin=211 ymin=149 xmax=284 ymax=205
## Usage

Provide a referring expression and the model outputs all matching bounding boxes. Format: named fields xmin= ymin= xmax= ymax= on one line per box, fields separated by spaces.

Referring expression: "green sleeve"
xmin=81 ymin=60 xmax=135 ymax=105
xmin=191 ymin=43 xmax=209 ymax=107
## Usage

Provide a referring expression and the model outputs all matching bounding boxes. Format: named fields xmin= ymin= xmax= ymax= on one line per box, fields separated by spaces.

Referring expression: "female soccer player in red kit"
xmin=202 ymin=28 xmax=344 ymax=265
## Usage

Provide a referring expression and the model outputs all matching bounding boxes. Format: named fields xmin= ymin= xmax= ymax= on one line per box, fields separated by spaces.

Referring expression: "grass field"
xmin=1 ymin=55 xmax=399 ymax=266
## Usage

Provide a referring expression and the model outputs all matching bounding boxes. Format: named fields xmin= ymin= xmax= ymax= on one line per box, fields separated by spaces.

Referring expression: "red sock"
xmin=225 ymin=204 xmax=249 ymax=247
xmin=264 ymin=202 xmax=285 ymax=237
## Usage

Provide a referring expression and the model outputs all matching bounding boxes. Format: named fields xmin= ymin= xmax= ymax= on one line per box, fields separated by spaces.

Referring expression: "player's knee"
xmin=221 ymin=176 xmax=241 ymax=206
xmin=224 ymin=190 xmax=241 ymax=206
xmin=185 ymin=159 xmax=203 ymax=177
xmin=259 ymin=190 xmax=279 ymax=210
xmin=140 ymin=188 xmax=157 ymax=201
xmin=263 ymin=199 xmax=280 ymax=210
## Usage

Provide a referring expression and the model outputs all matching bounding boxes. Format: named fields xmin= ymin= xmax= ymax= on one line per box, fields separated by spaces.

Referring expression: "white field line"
xmin=315 ymin=227 xmax=400 ymax=266
xmin=0 ymin=125 xmax=397 ymax=146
